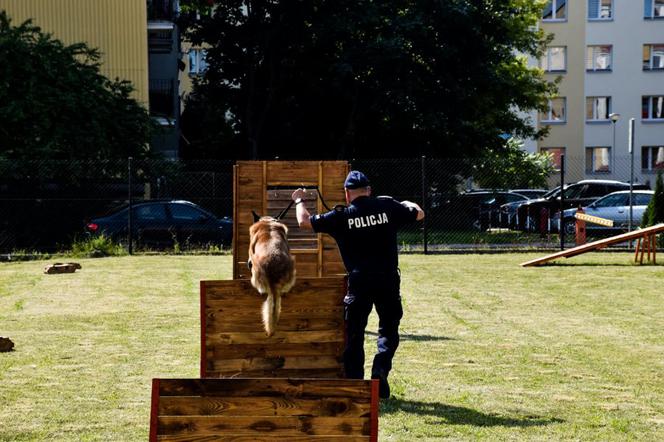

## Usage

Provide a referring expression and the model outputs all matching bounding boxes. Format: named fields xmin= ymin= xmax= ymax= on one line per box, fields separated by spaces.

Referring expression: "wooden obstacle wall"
xmin=233 ymin=161 xmax=349 ymax=279
xmin=201 ymin=276 xmax=346 ymax=379
xmin=150 ymin=378 xmax=378 ymax=441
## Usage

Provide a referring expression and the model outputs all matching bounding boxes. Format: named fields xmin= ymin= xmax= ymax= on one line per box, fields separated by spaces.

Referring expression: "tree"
xmin=179 ymin=0 xmax=555 ymax=160
xmin=473 ymin=138 xmax=554 ymax=189
xmin=642 ymin=170 xmax=664 ymax=228
xmin=0 ymin=12 xmax=155 ymax=162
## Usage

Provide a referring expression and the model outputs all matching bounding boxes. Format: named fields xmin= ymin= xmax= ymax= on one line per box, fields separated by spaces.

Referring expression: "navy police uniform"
xmin=309 ymin=171 xmax=419 ymax=386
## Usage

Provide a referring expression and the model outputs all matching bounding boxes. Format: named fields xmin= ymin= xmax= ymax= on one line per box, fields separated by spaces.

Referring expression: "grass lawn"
xmin=1 ymin=253 xmax=663 ymax=441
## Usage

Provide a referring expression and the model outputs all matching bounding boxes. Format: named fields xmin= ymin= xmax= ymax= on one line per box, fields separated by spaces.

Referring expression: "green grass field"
xmin=1 ymin=254 xmax=663 ymax=441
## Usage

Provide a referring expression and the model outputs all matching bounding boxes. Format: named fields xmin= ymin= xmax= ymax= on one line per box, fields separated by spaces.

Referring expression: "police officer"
xmin=291 ymin=170 xmax=424 ymax=398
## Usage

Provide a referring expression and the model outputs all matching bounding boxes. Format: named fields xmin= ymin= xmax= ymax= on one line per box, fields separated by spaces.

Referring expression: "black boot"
xmin=371 ymin=372 xmax=390 ymax=399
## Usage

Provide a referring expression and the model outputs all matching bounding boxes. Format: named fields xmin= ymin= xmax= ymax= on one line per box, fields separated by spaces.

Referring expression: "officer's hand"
xmin=291 ymin=188 xmax=306 ymax=201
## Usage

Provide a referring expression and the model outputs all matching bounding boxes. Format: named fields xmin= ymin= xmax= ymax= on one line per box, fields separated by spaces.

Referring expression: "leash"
xmin=273 ymin=187 xmax=332 ymax=221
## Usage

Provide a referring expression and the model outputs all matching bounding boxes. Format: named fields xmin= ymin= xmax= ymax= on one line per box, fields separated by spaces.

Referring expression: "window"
xmin=586 ymin=97 xmax=612 ymax=121
xmin=543 ymin=0 xmax=567 ymax=20
xmin=643 ymin=44 xmax=664 ymax=70
xmin=586 ymin=147 xmax=611 ymax=173
xmin=188 ymin=49 xmax=208 ymax=75
xmin=589 ymin=0 xmax=612 ymax=19
xmin=542 ymin=47 xmax=567 ymax=72
xmin=586 ymin=45 xmax=612 ymax=71
xmin=641 ymin=146 xmax=664 ymax=170
xmin=645 ymin=0 xmax=664 ymax=18
xmin=540 ymin=147 xmax=566 ymax=169
xmin=595 ymin=193 xmax=628 ymax=207
xmin=642 ymin=96 xmax=664 ymax=120
xmin=540 ymin=98 xmax=567 ymax=123
xmin=148 ymin=29 xmax=173 ymax=54
xmin=134 ymin=204 xmax=168 ymax=221
xmin=635 ymin=193 xmax=653 ymax=205
xmin=170 ymin=204 xmax=208 ymax=221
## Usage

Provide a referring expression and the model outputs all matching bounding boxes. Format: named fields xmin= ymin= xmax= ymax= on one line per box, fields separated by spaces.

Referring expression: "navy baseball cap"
xmin=344 ymin=170 xmax=370 ymax=189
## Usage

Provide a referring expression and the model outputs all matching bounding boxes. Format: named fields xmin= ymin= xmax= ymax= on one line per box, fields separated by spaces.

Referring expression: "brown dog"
xmin=248 ymin=216 xmax=296 ymax=336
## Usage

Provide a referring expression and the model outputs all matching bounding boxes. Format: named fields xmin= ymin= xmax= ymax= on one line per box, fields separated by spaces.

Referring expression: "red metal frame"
xmin=149 ymin=378 xmax=160 ymax=442
xmin=370 ymin=378 xmax=379 ymax=442
xmin=200 ymin=281 xmax=207 ymax=378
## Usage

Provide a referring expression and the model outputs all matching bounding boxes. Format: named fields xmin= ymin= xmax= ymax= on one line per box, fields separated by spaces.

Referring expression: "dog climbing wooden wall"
xmin=233 ymin=161 xmax=349 ymax=279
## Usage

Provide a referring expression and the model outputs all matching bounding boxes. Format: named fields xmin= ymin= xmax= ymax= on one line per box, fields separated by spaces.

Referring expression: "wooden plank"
xmin=204 ymin=277 xmax=344 ymax=297
xmin=266 ymin=161 xmax=320 ymax=184
xmin=206 ymin=329 xmax=344 ymax=346
xmin=206 ymin=342 xmax=342 ymax=360
xmin=157 ymin=416 xmax=370 ymax=437
xmin=158 ymin=396 xmax=370 ymax=417
xmin=150 ymin=379 xmax=160 ymax=442
xmin=370 ymin=379 xmax=379 ymax=442
xmin=233 ymin=165 xmax=239 ymax=280
xmin=206 ymin=306 xmax=344 ymax=323
xmin=211 ymin=355 xmax=343 ymax=372
xmin=575 ymin=212 xmax=614 ymax=227
xmin=206 ymin=316 xmax=343 ymax=333
xmin=521 ymin=223 xmax=664 ymax=267
xmin=205 ymin=368 xmax=345 ymax=379
xmin=205 ymin=293 xmax=342 ymax=310
xmin=158 ymin=379 xmax=373 ymax=399
xmin=157 ymin=436 xmax=369 ymax=441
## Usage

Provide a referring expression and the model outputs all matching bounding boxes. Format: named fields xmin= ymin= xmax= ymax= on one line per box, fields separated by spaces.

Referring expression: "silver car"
xmin=553 ymin=190 xmax=654 ymax=234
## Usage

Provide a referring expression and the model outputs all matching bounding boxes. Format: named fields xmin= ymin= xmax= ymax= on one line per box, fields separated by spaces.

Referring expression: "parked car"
xmin=509 ymin=188 xmax=548 ymax=199
xmin=499 ymin=187 xmax=560 ymax=229
xmin=438 ymin=190 xmax=529 ymax=231
xmin=515 ymin=180 xmax=650 ymax=232
xmin=85 ymin=200 xmax=232 ymax=248
xmin=551 ymin=190 xmax=654 ymax=234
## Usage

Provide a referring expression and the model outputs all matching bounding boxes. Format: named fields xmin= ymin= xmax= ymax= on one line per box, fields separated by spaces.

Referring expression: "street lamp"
xmin=609 ymin=113 xmax=620 ymax=175
xmin=628 ymin=118 xmax=635 ymax=234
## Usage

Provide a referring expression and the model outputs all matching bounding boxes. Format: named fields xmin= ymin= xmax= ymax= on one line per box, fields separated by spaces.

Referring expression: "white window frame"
xmin=645 ymin=0 xmax=664 ymax=18
xmin=643 ymin=44 xmax=664 ymax=70
xmin=586 ymin=147 xmax=612 ymax=173
xmin=543 ymin=0 xmax=568 ymax=21
xmin=642 ymin=96 xmax=664 ymax=121
xmin=588 ymin=0 xmax=613 ymax=20
xmin=641 ymin=146 xmax=664 ymax=170
xmin=188 ymin=48 xmax=208 ymax=75
xmin=541 ymin=98 xmax=567 ymax=123
xmin=586 ymin=96 xmax=612 ymax=121
xmin=542 ymin=47 xmax=567 ymax=72
xmin=586 ymin=45 xmax=612 ymax=71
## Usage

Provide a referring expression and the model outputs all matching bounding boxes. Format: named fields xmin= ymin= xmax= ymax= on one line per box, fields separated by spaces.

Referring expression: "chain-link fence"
xmin=0 ymin=156 xmax=658 ymax=254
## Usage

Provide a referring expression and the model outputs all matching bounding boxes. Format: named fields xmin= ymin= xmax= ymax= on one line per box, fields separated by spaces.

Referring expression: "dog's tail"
xmin=262 ymin=282 xmax=281 ymax=337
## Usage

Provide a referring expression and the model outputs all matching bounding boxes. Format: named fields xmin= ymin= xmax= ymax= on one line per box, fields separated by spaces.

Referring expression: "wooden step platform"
xmin=201 ymin=276 xmax=347 ymax=378
xmin=150 ymin=378 xmax=378 ymax=441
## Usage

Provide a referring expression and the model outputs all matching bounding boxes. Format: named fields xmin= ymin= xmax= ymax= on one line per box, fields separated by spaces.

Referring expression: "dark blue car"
xmin=86 ymin=200 xmax=232 ymax=249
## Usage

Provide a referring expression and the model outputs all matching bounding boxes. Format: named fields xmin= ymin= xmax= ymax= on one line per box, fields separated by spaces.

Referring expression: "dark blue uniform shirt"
xmin=309 ymin=196 xmax=418 ymax=274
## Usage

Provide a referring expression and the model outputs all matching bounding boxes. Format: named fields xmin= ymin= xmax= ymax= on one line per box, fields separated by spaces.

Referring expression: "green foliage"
xmin=642 ymin=170 xmax=664 ymax=230
xmin=70 ymin=235 xmax=126 ymax=258
xmin=0 ymin=12 xmax=156 ymax=161
xmin=473 ymin=138 xmax=555 ymax=189
xmin=179 ymin=0 xmax=555 ymax=160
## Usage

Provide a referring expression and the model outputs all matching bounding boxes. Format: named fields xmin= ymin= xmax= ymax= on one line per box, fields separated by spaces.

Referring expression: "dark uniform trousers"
xmin=343 ymin=270 xmax=403 ymax=380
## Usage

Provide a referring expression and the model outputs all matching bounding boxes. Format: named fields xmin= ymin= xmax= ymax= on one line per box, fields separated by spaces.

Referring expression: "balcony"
xmin=147 ymin=0 xmax=177 ymax=21
xmin=149 ymin=79 xmax=175 ymax=119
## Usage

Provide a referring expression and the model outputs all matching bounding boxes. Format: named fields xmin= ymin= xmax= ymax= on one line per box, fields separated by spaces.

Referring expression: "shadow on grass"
xmin=381 ymin=398 xmax=563 ymax=428
xmin=365 ymin=330 xmax=452 ymax=342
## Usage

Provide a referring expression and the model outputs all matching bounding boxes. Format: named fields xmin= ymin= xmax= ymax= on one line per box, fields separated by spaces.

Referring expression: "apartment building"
xmin=0 ymin=0 xmax=181 ymax=158
xmin=538 ymin=0 xmax=664 ymax=184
